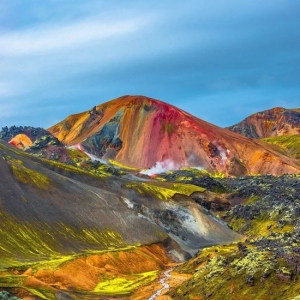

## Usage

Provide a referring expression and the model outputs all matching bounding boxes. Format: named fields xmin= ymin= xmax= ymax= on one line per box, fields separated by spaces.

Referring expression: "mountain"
xmin=0 ymin=125 xmax=50 ymax=143
xmin=1 ymin=98 xmax=300 ymax=299
xmin=0 ymin=141 xmax=240 ymax=299
xmin=8 ymin=133 xmax=33 ymax=149
xmin=228 ymin=107 xmax=300 ymax=138
xmin=48 ymin=96 xmax=300 ymax=176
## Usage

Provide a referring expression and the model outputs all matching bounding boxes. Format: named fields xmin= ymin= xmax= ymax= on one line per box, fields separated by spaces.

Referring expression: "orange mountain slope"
xmin=48 ymin=96 xmax=300 ymax=176
xmin=9 ymin=133 xmax=32 ymax=149
xmin=228 ymin=107 xmax=300 ymax=138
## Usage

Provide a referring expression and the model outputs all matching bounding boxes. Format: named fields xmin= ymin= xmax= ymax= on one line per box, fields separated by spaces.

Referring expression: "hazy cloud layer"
xmin=0 ymin=0 xmax=299 ymax=128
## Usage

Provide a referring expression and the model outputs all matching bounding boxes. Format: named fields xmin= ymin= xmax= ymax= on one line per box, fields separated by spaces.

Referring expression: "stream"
xmin=148 ymin=269 xmax=172 ymax=300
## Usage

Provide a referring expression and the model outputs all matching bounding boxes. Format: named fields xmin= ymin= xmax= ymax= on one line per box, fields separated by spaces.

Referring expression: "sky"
xmin=0 ymin=0 xmax=299 ymax=129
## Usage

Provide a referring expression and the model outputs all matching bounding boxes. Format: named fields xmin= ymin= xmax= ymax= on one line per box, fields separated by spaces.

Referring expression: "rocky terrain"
xmin=166 ymin=173 xmax=300 ymax=300
xmin=0 ymin=126 xmax=50 ymax=144
xmin=228 ymin=107 xmax=300 ymax=138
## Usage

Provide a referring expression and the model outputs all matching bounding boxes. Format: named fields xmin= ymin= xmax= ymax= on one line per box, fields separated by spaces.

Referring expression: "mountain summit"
xmin=48 ymin=96 xmax=300 ymax=176
xmin=228 ymin=107 xmax=300 ymax=138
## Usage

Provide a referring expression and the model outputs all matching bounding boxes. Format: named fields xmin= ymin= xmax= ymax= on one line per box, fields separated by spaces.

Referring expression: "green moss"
xmin=93 ymin=270 xmax=158 ymax=295
xmin=25 ymin=288 xmax=55 ymax=300
xmin=126 ymin=182 xmax=205 ymax=200
xmin=108 ymin=159 xmax=140 ymax=171
xmin=67 ymin=148 xmax=89 ymax=161
xmin=174 ymin=176 xmax=193 ymax=182
xmin=262 ymin=134 xmax=300 ymax=160
xmin=246 ymin=195 xmax=260 ymax=205
xmin=183 ymin=167 xmax=226 ymax=178
xmin=0 ymin=208 xmax=127 ymax=268
xmin=41 ymin=157 xmax=111 ymax=178
xmin=0 ymin=275 xmax=55 ymax=299
xmin=9 ymin=159 xmax=50 ymax=190
xmin=227 ymin=218 xmax=246 ymax=232
xmin=0 ymin=275 xmax=26 ymax=288
xmin=171 ymin=242 xmax=300 ymax=300
xmin=153 ymin=176 xmax=167 ymax=181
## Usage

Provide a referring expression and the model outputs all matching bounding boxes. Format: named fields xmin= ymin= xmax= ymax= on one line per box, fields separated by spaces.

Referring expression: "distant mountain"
xmin=262 ymin=134 xmax=300 ymax=161
xmin=48 ymin=95 xmax=300 ymax=176
xmin=227 ymin=107 xmax=300 ymax=138
xmin=0 ymin=125 xmax=49 ymax=143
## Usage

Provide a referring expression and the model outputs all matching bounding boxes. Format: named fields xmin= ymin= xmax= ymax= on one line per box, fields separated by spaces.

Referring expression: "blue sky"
xmin=0 ymin=0 xmax=299 ymax=129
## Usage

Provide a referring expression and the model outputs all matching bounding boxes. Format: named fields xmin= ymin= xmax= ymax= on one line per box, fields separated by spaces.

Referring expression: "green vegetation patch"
xmin=262 ymin=134 xmax=300 ymax=160
xmin=67 ymin=148 xmax=89 ymax=161
xmin=246 ymin=195 xmax=260 ymax=205
xmin=7 ymin=157 xmax=50 ymax=190
xmin=182 ymin=167 xmax=226 ymax=178
xmin=170 ymin=242 xmax=300 ymax=300
xmin=108 ymin=159 xmax=140 ymax=171
xmin=93 ymin=270 xmax=158 ymax=295
xmin=126 ymin=182 xmax=205 ymax=200
xmin=0 ymin=275 xmax=55 ymax=300
xmin=0 ymin=209 xmax=127 ymax=268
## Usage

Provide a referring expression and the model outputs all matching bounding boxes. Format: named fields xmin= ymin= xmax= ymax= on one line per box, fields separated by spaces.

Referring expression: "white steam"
xmin=84 ymin=152 xmax=107 ymax=163
xmin=68 ymin=144 xmax=107 ymax=163
xmin=140 ymin=159 xmax=180 ymax=176
xmin=192 ymin=166 xmax=204 ymax=171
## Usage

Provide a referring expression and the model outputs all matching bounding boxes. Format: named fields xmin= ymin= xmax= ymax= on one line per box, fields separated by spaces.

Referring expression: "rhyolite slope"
xmin=228 ymin=107 xmax=300 ymax=138
xmin=48 ymin=96 xmax=300 ymax=176
xmin=0 ymin=141 xmax=240 ymax=267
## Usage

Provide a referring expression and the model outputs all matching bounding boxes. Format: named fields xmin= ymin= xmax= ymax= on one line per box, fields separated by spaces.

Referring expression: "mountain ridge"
xmin=48 ymin=95 xmax=300 ymax=176
xmin=228 ymin=107 xmax=300 ymax=138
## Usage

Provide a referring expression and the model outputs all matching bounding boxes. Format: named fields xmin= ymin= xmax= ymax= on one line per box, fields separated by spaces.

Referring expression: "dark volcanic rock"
xmin=29 ymin=134 xmax=62 ymax=149
xmin=0 ymin=126 xmax=49 ymax=143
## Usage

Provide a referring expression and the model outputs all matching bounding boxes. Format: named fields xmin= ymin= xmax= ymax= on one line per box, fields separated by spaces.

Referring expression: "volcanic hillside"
xmin=228 ymin=107 xmax=300 ymax=138
xmin=0 ymin=141 xmax=241 ymax=265
xmin=48 ymin=96 xmax=300 ymax=176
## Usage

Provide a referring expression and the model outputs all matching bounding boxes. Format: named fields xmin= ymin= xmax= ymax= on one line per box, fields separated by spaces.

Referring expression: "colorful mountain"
xmin=8 ymin=133 xmax=32 ymax=149
xmin=0 ymin=125 xmax=50 ymax=143
xmin=227 ymin=107 xmax=300 ymax=138
xmin=48 ymin=96 xmax=300 ymax=176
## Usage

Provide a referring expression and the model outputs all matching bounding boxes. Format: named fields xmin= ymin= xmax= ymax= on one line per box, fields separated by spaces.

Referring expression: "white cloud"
xmin=0 ymin=0 xmax=299 ymax=129
xmin=0 ymin=17 xmax=146 ymax=56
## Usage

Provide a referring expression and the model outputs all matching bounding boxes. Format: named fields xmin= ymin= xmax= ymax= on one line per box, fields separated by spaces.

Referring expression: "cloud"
xmin=0 ymin=0 xmax=299 ymax=128
xmin=0 ymin=18 xmax=143 ymax=56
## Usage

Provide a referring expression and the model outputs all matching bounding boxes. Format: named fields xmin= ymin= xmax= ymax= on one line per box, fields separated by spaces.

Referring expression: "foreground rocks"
xmin=168 ymin=174 xmax=300 ymax=300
